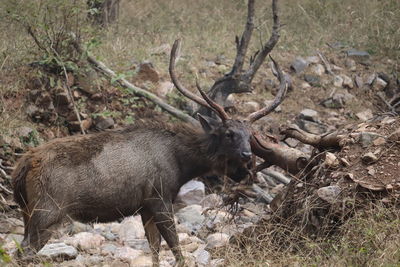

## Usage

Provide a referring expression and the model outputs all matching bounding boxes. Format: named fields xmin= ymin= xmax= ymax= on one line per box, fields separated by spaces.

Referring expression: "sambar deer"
xmin=12 ymin=85 xmax=253 ymax=265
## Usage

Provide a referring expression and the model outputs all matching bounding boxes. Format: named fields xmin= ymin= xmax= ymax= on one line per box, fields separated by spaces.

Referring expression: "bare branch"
xmin=231 ymin=0 xmax=255 ymax=75
xmin=281 ymin=124 xmax=344 ymax=149
xmin=244 ymin=0 xmax=280 ymax=82
xmin=72 ymin=40 xmax=197 ymax=125
xmin=246 ymin=56 xmax=288 ymax=123
xmin=317 ymin=51 xmax=334 ymax=75
xmin=196 ymin=81 xmax=229 ymax=121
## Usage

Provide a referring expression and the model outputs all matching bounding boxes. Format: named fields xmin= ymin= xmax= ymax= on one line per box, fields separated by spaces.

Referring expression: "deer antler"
xmin=169 ymin=39 xmax=230 ymax=121
xmin=195 ymin=81 xmax=229 ymax=121
xmin=246 ymin=56 xmax=288 ymax=123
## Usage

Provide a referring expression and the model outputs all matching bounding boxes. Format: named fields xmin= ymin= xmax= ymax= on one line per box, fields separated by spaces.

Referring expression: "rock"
xmin=305 ymin=56 xmax=320 ymax=64
xmin=25 ymin=104 xmax=40 ymax=118
xmin=359 ymin=132 xmax=380 ymax=147
xmin=317 ymin=185 xmax=341 ymax=204
xmin=115 ymin=246 xmax=143 ymax=262
xmin=157 ymin=81 xmax=174 ymax=98
xmin=341 ymin=75 xmax=353 ymax=89
xmin=324 ymin=152 xmax=339 ymax=168
xmin=94 ymin=116 xmax=115 ymax=130
xmin=76 ymin=69 xmax=100 ymax=95
xmin=373 ymin=137 xmax=386 ymax=146
xmin=125 ymin=238 xmax=150 ymax=253
xmin=118 ymin=216 xmax=146 ymax=244
xmin=76 ymin=255 xmax=103 ymax=266
xmin=242 ymin=101 xmax=260 ymax=113
xmin=365 ymin=74 xmax=376 ymax=85
xmin=206 ymin=233 xmax=230 ymax=249
xmin=333 ymin=75 xmax=344 ymax=87
xmin=176 ymin=204 xmax=204 ymax=234
xmin=310 ymin=64 xmax=325 ymax=76
xmin=291 ymin=57 xmax=309 ymax=74
xmin=321 ymin=92 xmax=353 ymax=109
xmin=67 ymin=232 xmax=105 ymax=251
xmin=300 ymin=82 xmax=311 ymax=90
xmin=372 ymin=77 xmax=388 ymax=90
xmin=136 ymin=61 xmax=160 ymax=83
xmin=296 ymin=119 xmax=327 ymax=135
xmin=38 ymin=242 xmax=78 ymax=260
xmin=345 ymin=58 xmax=357 ymax=71
xmin=388 ymin=127 xmax=400 ymax=142
xmin=362 ymin=152 xmax=378 ymax=164
xmin=299 ymin=109 xmax=319 ymax=122
xmin=130 ymin=255 xmax=153 ymax=267
xmin=176 ymin=180 xmax=205 ymax=206
xmin=101 ymin=243 xmax=118 ymax=255
xmin=204 ymin=210 xmax=232 ymax=229
xmin=356 ymin=109 xmax=373 ymax=121
xmin=67 ymin=221 xmax=92 ymax=235
xmin=193 ymin=247 xmax=211 ymax=265
xmin=346 ymin=50 xmax=370 ymax=63
xmin=355 ymin=76 xmax=363 ymax=88
xmin=304 ymin=74 xmax=320 ymax=87
xmin=200 ymin=193 xmax=223 ymax=209
xmin=217 ymin=64 xmax=229 ymax=73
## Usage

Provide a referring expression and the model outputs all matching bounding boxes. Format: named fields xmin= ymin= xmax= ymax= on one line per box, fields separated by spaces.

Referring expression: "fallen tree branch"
xmin=281 ymin=124 xmax=345 ymax=149
xmin=72 ymin=40 xmax=197 ymax=125
xmin=251 ymin=131 xmax=309 ymax=175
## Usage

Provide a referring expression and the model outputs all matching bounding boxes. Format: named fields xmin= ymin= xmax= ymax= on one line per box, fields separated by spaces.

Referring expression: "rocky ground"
xmin=0 ymin=42 xmax=399 ymax=266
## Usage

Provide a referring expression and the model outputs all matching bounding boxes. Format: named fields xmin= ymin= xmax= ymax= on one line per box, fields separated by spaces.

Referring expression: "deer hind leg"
xmin=146 ymin=201 xmax=184 ymax=267
xmin=20 ymin=200 xmax=63 ymax=258
xmin=141 ymin=209 xmax=161 ymax=267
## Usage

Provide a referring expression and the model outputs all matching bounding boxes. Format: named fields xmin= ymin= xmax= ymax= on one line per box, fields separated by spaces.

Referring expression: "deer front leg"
xmin=145 ymin=200 xmax=184 ymax=267
xmin=141 ymin=209 xmax=162 ymax=267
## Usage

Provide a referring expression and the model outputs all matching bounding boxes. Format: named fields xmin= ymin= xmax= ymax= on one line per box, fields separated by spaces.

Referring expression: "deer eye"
xmin=225 ymin=131 xmax=234 ymax=139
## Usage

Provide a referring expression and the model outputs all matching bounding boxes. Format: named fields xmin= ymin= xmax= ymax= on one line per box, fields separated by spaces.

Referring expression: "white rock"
xmin=157 ymin=81 xmax=175 ymax=98
xmin=372 ymin=77 xmax=387 ymax=90
xmin=324 ymin=152 xmax=339 ymax=168
xmin=114 ymin=246 xmax=143 ymax=261
xmin=242 ymin=101 xmax=260 ymax=113
xmin=38 ymin=242 xmax=78 ymax=260
xmin=299 ymin=108 xmax=319 ymax=122
xmin=193 ymin=247 xmax=211 ymax=265
xmin=310 ymin=64 xmax=325 ymax=76
xmin=206 ymin=233 xmax=230 ymax=249
xmin=118 ymin=216 xmax=145 ymax=244
xmin=317 ymin=185 xmax=341 ymax=204
xmin=333 ymin=75 xmax=344 ymax=87
xmin=300 ymin=82 xmax=311 ymax=90
xmin=356 ymin=109 xmax=373 ymax=121
xmin=306 ymin=56 xmax=320 ymax=64
xmin=130 ymin=255 xmax=153 ymax=267
xmin=67 ymin=232 xmax=105 ymax=251
xmin=176 ymin=180 xmax=205 ymax=206
xmin=176 ymin=205 xmax=204 ymax=234
xmin=341 ymin=75 xmax=353 ymax=89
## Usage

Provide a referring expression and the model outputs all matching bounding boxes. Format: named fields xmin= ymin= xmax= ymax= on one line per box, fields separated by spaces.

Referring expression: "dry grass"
xmin=218 ymin=202 xmax=400 ymax=267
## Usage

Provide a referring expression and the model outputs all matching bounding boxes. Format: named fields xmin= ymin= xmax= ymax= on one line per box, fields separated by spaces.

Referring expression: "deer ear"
xmin=197 ymin=114 xmax=218 ymax=133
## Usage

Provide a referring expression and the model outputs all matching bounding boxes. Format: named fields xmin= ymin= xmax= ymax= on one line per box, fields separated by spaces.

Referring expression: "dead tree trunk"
xmin=87 ymin=0 xmax=120 ymax=27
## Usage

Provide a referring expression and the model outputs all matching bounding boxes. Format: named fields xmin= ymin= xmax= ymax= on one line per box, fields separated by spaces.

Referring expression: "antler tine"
xmin=195 ymin=80 xmax=230 ymax=121
xmin=246 ymin=55 xmax=288 ymax=123
xmin=169 ymin=39 xmax=209 ymax=108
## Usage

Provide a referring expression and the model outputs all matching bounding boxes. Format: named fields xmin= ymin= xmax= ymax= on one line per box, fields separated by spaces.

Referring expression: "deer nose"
xmin=241 ymin=151 xmax=252 ymax=161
